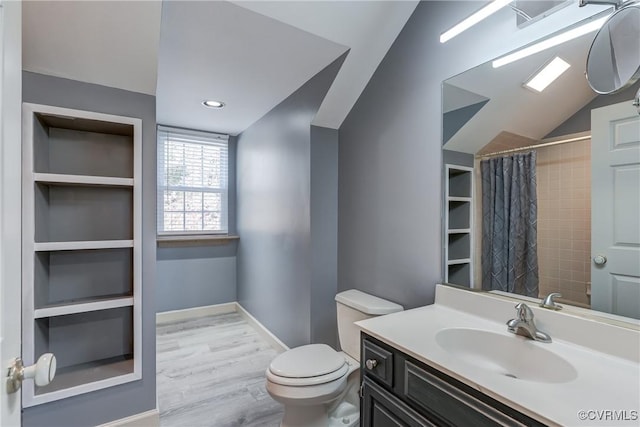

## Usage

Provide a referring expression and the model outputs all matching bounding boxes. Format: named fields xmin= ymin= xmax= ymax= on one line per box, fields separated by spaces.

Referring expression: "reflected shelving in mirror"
xmin=440 ymin=12 xmax=640 ymax=324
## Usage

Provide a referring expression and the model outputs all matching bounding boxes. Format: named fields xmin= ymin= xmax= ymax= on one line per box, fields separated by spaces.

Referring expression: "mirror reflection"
xmin=441 ymin=13 xmax=640 ymax=320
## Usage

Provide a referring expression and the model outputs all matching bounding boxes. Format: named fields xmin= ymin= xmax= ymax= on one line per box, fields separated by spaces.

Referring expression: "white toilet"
xmin=266 ymin=289 xmax=403 ymax=427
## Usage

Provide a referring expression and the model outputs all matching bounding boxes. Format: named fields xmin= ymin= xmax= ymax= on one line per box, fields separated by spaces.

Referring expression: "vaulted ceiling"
xmin=23 ymin=1 xmax=418 ymax=135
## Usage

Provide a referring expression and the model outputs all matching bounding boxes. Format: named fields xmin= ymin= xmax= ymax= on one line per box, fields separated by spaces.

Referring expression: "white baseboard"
xmin=97 ymin=409 xmax=159 ymax=427
xmin=156 ymin=302 xmax=237 ymax=324
xmin=235 ymin=303 xmax=289 ymax=353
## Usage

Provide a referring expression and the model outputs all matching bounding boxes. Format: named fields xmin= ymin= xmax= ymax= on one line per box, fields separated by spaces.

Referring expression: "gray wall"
xmin=22 ymin=72 xmax=156 ymax=426
xmin=546 ymin=80 xmax=640 ymax=138
xmin=236 ymin=54 xmax=345 ymax=348
xmin=310 ymin=126 xmax=339 ymax=348
xmin=337 ymin=1 xmax=592 ymax=309
xmin=156 ymin=244 xmax=237 ymax=312
xmin=156 ymin=136 xmax=238 ymax=313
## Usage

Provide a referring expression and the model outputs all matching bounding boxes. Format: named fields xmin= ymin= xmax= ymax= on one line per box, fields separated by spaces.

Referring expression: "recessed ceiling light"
xmin=440 ymin=0 xmax=512 ymax=43
xmin=202 ymin=100 xmax=225 ymax=109
xmin=492 ymin=15 xmax=608 ymax=68
xmin=524 ymin=57 xmax=571 ymax=92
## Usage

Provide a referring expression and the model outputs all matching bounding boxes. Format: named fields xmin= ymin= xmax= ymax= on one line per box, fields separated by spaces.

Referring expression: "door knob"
xmin=593 ymin=254 xmax=607 ymax=266
xmin=365 ymin=359 xmax=378 ymax=370
xmin=6 ymin=353 xmax=56 ymax=393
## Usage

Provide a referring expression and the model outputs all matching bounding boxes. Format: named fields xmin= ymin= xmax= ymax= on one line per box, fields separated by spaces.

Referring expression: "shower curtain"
xmin=481 ymin=152 xmax=538 ymax=297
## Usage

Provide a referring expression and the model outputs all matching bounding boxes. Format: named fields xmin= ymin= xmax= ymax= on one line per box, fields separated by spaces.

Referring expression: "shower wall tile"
xmin=537 ymin=139 xmax=591 ymax=307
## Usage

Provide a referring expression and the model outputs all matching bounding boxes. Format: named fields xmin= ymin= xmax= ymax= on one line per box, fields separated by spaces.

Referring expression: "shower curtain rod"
xmin=475 ymin=134 xmax=591 ymax=159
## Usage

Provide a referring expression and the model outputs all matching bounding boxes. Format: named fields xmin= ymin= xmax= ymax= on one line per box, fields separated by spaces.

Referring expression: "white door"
xmin=591 ymin=100 xmax=640 ymax=319
xmin=1 ymin=0 xmax=22 ymax=425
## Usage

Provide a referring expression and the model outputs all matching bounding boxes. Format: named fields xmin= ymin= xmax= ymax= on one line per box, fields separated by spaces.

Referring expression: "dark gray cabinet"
xmin=360 ymin=333 xmax=546 ymax=427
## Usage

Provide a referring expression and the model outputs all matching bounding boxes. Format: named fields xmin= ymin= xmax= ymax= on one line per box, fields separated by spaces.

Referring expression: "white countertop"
xmin=356 ymin=286 xmax=640 ymax=427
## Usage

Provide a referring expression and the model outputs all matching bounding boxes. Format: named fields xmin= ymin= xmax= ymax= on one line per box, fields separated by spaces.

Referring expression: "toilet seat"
xmin=267 ymin=344 xmax=348 ymax=387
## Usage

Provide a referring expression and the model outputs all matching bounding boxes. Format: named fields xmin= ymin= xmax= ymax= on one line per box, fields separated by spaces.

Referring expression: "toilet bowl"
xmin=266 ymin=290 xmax=403 ymax=427
xmin=266 ymin=344 xmax=360 ymax=427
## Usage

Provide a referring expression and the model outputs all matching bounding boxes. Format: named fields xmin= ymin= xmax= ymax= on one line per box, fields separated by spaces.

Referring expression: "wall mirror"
xmin=441 ymin=11 xmax=640 ymax=323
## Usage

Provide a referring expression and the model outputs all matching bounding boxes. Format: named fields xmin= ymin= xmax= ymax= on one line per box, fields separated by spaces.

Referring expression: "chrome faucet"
xmin=506 ymin=303 xmax=552 ymax=343
xmin=540 ymin=292 xmax=563 ymax=310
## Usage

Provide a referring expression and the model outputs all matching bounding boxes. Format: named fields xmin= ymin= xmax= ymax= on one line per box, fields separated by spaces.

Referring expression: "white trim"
xmin=1 ymin=0 xmax=23 ymax=424
xmin=235 ymin=303 xmax=289 ymax=354
xmin=444 ymin=164 xmax=474 ymax=288
xmin=97 ymin=409 xmax=160 ymax=427
xmin=34 ymin=240 xmax=134 ymax=251
xmin=34 ymin=297 xmax=134 ymax=318
xmin=156 ymin=302 xmax=289 ymax=353
xmin=33 ymin=173 xmax=134 ymax=187
xmin=26 ymin=372 xmax=140 ymax=407
xmin=156 ymin=302 xmax=237 ymax=324
xmin=21 ymin=104 xmax=143 ymax=407
xmin=22 ymin=102 xmax=141 ymax=127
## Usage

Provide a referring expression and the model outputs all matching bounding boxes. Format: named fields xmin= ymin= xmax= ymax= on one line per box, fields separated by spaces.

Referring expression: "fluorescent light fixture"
xmin=493 ymin=15 xmax=608 ymax=68
xmin=440 ymin=0 xmax=512 ymax=43
xmin=525 ymin=57 xmax=571 ymax=92
xmin=202 ymin=100 xmax=225 ymax=109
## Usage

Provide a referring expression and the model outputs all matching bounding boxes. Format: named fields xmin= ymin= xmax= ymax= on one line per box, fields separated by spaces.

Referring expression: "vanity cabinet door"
xmin=402 ymin=360 xmax=543 ymax=427
xmin=362 ymin=378 xmax=437 ymax=427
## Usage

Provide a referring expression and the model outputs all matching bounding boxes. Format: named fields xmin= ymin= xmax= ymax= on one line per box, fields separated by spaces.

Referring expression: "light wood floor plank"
xmin=157 ymin=312 xmax=283 ymax=427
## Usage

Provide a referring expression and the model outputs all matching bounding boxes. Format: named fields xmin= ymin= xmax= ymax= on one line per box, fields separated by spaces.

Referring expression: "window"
xmin=157 ymin=126 xmax=228 ymax=234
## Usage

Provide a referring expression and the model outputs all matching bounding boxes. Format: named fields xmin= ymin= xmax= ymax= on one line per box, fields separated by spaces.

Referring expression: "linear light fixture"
xmin=440 ymin=0 xmax=513 ymax=43
xmin=493 ymin=15 xmax=609 ymax=68
xmin=524 ymin=57 xmax=571 ymax=92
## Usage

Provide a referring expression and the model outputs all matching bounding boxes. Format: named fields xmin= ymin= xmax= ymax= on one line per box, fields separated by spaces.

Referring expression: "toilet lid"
xmin=269 ymin=344 xmax=346 ymax=378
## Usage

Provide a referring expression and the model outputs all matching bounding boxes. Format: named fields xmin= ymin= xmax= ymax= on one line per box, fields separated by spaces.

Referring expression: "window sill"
xmin=156 ymin=234 xmax=239 ymax=247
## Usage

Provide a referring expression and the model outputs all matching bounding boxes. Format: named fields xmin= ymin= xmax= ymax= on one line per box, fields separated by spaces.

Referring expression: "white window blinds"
xmin=157 ymin=126 xmax=229 ymax=234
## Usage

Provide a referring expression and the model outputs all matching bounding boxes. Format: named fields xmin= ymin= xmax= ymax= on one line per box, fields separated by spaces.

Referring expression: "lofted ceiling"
xmin=22 ymin=1 xmax=162 ymax=96
xmin=442 ymin=25 xmax=598 ymax=155
xmin=22 ymin=1 xmax=418 ymax=135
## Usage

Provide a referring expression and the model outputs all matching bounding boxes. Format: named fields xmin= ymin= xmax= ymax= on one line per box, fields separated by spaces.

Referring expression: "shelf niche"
xmin=448 ymin=263 xmax=471 ymax=287
xmin=34 ymin=183 xmax=133 ymax=243
xmin=34 ymin=248 xmax=133 ymax=309
xmin=33 ymin=113 xmax=134 ymax=178
xmin=448 ymin=233 xmax=471 ymax=261
xmin=447 ymin=200 xmax=471 ymax=230
xmin=34 ymin=307 xmax=134 ymax=395
xmin=448 ymin=168 xmax=472 ymax=198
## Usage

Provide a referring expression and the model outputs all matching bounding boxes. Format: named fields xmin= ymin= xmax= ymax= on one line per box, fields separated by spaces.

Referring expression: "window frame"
xmin=157 ymin=125 xmax=229 ymax=236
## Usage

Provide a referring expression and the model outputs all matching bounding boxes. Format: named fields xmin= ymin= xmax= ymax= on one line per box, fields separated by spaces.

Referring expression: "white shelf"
xmin=448 ymin=229 xmax=471 ymax=234
xmin=448 ymin=196 xmax=472 ymax=202
xmin=34 ymin=173 xmax=134 ymax=187
xmin=34 ymin=296 xmax=134 ymax=319
xmin=22 ymin=103 xmax=143 ymax=408
xmin=32 ymin=359 xmax=137 ymax=406
xmin=34 ymin=240 xmax=134 ymax=252
xmin=447 ymin=258 xmax=471 ymax=265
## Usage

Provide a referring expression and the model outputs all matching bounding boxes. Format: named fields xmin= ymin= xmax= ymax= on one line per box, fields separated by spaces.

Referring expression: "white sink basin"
xmin=435 ymin=328 xmax=578 ymax=384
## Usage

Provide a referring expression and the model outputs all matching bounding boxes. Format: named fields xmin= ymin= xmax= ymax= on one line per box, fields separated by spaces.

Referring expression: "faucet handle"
xmin=514 ymin=303 xmax=534 ymax=321
xmin=540 ymin=293 xmax=563 ymax=310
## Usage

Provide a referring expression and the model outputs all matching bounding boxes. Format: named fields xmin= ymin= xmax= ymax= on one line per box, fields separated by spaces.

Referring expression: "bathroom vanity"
xmin=360 ymin=333 xmax=545 ymax=426
xmin=356 ymin=285 xmax=640 ymax=427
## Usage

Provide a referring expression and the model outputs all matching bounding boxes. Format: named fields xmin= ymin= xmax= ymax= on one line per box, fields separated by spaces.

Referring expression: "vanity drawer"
xmin=362 ymin=338 xmax=394 ymax=387
xmin=403 ymin=361 xmax=532 ymax=427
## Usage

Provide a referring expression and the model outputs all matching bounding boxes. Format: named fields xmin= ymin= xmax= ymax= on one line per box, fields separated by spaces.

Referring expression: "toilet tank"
xmin=335 ymin=290 xmax=403 ymax=361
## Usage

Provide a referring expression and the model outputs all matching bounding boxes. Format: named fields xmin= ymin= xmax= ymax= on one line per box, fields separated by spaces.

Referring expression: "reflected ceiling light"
xmin=440 ymin=0 xmax=513 ymax=43
xmin=524 ymin=57 xmax=571 ymax=92
xmin=202 ymin=100 xmax=225 ymax=109
xmin=493 ymin=15 xmax=609 ymax=68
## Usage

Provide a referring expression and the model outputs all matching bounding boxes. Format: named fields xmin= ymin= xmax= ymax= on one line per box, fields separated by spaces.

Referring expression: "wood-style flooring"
xmin=157 ymin=312 xmax=284 ymax=427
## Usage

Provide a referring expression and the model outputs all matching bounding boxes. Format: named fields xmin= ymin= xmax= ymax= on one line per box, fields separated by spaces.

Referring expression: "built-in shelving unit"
xmin=444 ymin=165 xmax=473 ymax=287
xmin=22 ymin=103 xmax=142 ymax=406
